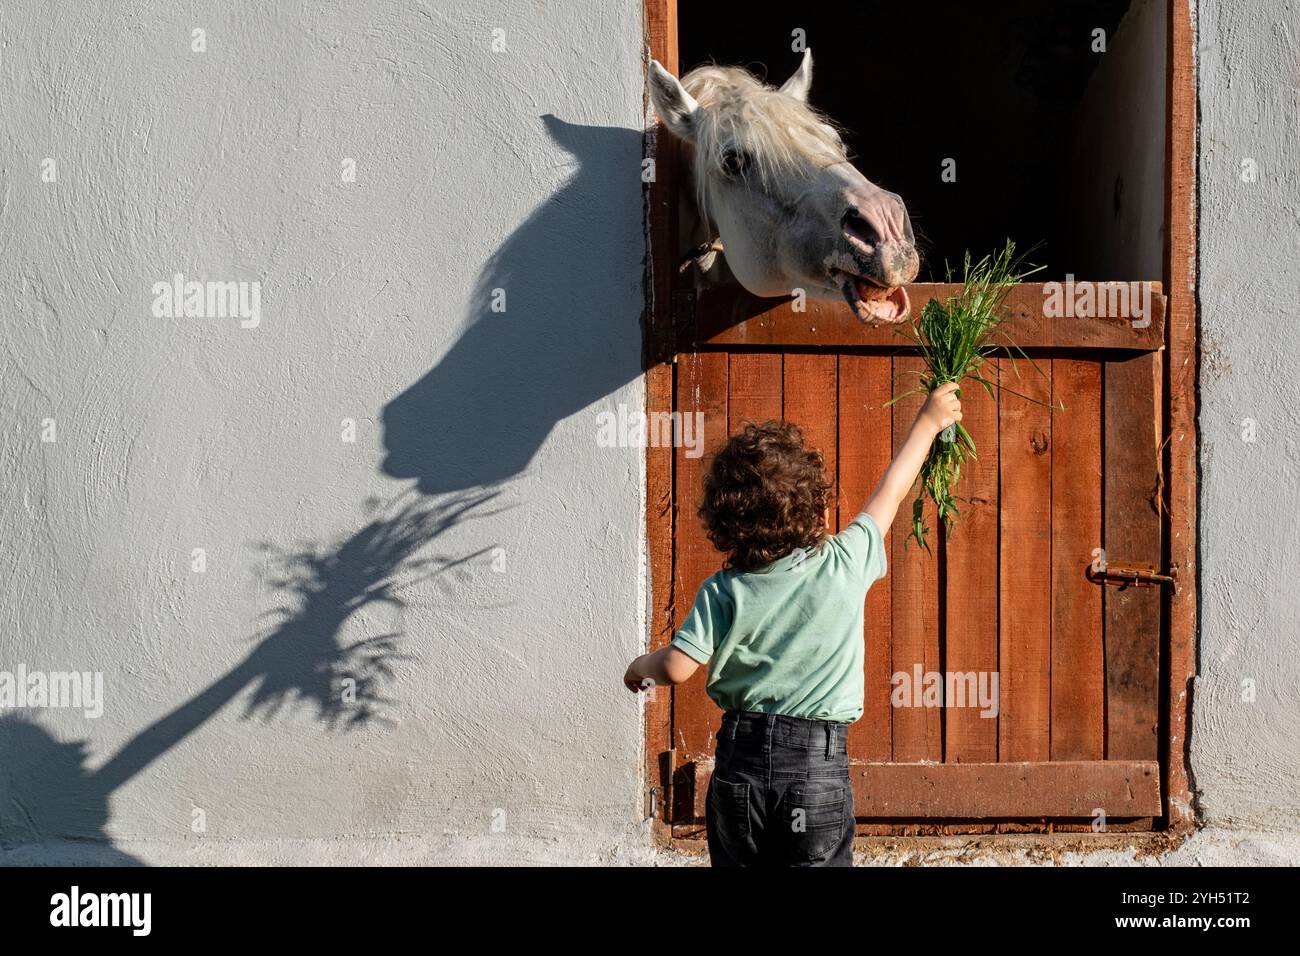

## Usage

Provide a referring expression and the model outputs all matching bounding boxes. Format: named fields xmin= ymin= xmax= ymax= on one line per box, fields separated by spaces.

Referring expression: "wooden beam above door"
xmin=688 ymin=281 xmax=1165 ymax=351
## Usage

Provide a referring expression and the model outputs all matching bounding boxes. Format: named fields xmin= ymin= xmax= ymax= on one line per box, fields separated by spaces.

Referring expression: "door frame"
xmin=640 ymin=0 xmax=1198 ymax=844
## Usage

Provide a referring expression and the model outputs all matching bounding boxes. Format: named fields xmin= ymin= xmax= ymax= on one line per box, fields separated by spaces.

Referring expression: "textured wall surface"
xmin=0 ymin=0 xmax=652 ymax=863
xmin=2 ymin=0 xmax=1298 ymax=866
xmin=1194 ymin=0 xmax=1300 ymax=831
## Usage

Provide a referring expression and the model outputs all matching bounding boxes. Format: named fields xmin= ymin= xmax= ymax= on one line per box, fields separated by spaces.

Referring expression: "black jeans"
xmin=705 ymin=710 xmax=855 ymax=867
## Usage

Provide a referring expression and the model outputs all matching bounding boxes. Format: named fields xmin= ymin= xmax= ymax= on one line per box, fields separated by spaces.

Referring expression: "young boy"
xmin=622 ymin=383 xmax=962 ymax=866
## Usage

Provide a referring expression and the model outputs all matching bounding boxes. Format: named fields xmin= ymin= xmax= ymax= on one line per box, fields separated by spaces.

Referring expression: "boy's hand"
xmin=917 ymin=382 xmax=963 ymax=437
xmin=864 ymin=383 xmax=964 ymax=534
xmin=623 ymin=659 xmax=649 ymax=693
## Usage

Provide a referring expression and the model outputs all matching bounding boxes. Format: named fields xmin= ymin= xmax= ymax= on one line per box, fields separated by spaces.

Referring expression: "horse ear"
xmin=779 ymin=48 xmax=813 ymax=102
xmin=648 ymin=59 xmax=700 ymax=142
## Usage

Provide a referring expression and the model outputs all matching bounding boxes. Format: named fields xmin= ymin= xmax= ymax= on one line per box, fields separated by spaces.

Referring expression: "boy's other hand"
xmin=623 ymin=647 xmax=702 ymax=692
xmin=623 ymin=661 xmax=648 ymax=693
xmin=917 ymin=382 xmax=962 ymax=437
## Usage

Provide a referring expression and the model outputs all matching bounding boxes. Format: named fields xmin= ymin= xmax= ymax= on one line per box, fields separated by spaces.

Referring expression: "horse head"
xmin=650 ymin=50 xmax=919 ymax=325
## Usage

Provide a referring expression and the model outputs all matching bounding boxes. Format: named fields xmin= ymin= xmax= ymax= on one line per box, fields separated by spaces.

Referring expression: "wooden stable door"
xmin=666 ymin=283 xmax=1169 ymax=834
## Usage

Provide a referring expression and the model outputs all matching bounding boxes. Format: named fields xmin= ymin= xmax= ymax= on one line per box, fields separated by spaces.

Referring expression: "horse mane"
xmin=680 ymin=64 xmax=848 ymax=216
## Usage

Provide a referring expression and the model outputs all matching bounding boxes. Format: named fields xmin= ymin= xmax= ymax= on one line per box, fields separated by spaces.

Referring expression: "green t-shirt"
xmin=670 ymin=512 xmax=887 ymax=723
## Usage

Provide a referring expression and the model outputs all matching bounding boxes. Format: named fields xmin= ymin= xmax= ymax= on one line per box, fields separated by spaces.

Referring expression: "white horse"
xmin=649 ymin=50 xmax=919 ymax=324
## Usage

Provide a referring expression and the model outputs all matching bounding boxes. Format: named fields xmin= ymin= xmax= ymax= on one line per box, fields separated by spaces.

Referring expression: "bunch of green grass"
xmin=888 ymin=240 xmax=1056 ymax=553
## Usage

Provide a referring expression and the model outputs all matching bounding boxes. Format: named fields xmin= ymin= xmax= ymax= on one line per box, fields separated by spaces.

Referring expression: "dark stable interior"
xmin=679 ymin=0 xmax=1147 ymax=281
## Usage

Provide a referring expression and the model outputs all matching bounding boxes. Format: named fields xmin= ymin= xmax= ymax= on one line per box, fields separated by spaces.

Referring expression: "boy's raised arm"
xmin=863 ymin=383 xmax=962 ymax=534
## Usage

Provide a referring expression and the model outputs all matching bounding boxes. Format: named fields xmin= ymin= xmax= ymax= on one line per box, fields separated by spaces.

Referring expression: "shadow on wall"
xmin=382 ymin=116 xmax=645 ymax=492
xmin=0 ymin=491 xmax=499 ymax=864
xmin=0 ymin=717 xmax=142 ymax=865
xmin=0 ymin=115 xmax=645 ymax=862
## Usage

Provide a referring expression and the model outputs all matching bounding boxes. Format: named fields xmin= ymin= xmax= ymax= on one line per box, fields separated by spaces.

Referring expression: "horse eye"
xmin=719 ymin=147 xmax=750 ymax=177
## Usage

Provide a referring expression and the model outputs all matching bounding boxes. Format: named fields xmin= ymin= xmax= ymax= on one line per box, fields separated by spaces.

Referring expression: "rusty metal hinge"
xmin=1087 ymin=560 xmax=1178 ymax=590
xmin=656 ymin=748 xmax=677 ymax=822
xmin=672 ymin=288 xmax=697 ymax=345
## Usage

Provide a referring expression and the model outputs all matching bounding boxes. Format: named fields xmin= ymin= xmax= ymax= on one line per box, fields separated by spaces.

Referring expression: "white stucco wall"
xmin=0 ymin=0 xmax=653 ymax=863
xmin=3 ymin=0 xmax=1299 ymax=867
xmin=1193 ymin=0 xmax=1300 ymax=833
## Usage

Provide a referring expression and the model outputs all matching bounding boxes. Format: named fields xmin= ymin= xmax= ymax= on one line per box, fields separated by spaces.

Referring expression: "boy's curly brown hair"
xmin=699 ymin=420 xmax=834 ymax=572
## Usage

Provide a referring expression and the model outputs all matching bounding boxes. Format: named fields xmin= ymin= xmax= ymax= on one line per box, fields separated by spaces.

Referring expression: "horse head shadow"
xmin=381 ymin=114 xmax=645 ymax=493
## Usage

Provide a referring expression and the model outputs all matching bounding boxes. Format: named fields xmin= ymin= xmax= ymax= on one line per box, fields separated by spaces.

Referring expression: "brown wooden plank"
xmin=692 ymin=759 xmax=1161 ymax=819
xmin=1050 ymin=359 xmax=1105 ymax=761
xmin=858 ymin=760 xmax=1160 ymax=818
xmin=1164 ymin=0 xmax=1198 ymax=833
xmin=852 ymin=818 xmax=1156 ymax=835
xmin=644 ymin=357 xmax=674 ymax=817
xmin=727 ymin=353 xmax=781 ymax=432
xmin=890 ymin=355 xmax=942 ymax=761
xmin=837 ymin=354 xmax=894 ymax=761
xmin=997 ymin=359 xmax=1053 ymax=762
xmin=695 ymin=282 xmax=1165 ymax=350
xmin=643 ymin=0 xmax=678 ymax=834
xmin=674 ymin=819 xmax=1159 ymax=839
xmin=781 ymin=353 xmax=838 ymax=507
xmin=1103 ymin=352 xmax=1162 ymax=760
xmin=674 ymin=820 xmax=1160 ymax=839
xmin=673 ymin=350 xmax=728 ymax=759
xmin=943 ymin=365 xmax=999 ymax=762
xmin=857 ymin=761 xmax=1159 ymax=818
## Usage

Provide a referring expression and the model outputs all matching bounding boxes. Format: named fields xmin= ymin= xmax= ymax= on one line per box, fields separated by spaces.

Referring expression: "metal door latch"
xmin=1087 ymin=560 xmax=1178 ymax=589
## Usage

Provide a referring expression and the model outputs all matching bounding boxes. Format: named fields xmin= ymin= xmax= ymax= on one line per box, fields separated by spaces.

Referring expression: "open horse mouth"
xmin=831 ymin=269 xmax=911 ymax=326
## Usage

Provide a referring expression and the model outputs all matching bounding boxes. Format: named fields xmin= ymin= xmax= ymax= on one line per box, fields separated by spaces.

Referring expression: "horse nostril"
xmin=841 ymin=209 xmax=879 ymax=248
